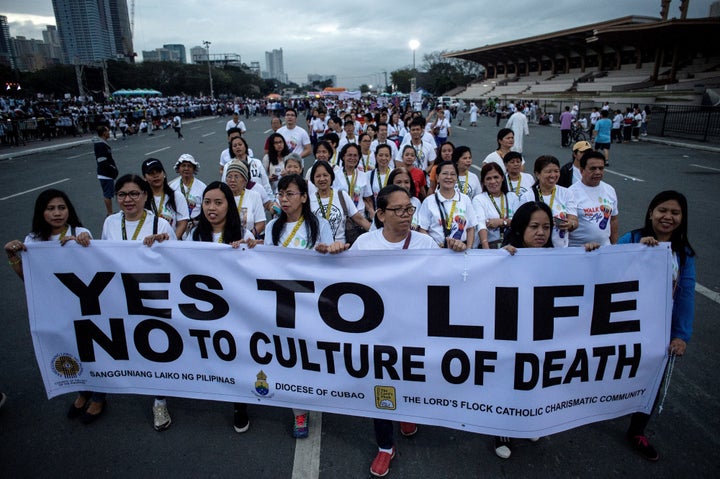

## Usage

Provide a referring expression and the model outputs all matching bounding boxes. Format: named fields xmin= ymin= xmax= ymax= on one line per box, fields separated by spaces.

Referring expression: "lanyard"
xmin=508 ymin=174 xmax=522 ymax=195
xmin=317 ymin=190 xmax=333 ymax=220
xmin=156 ymin=191 xmax=166 ymax=216
xmin=282 ymin=216 xmax=304 ymax=247
xmin=490 ymin=194 xmax=507 ymax=218
xmin=362 ymin=153 xmax=371 ymax=171
xmin=121 ymin=211 xmax=148 ymax=240
xmin=375 ymin=168 xmax=389 ymax=191
xmin=180 ymin=178 xmax=194 ymax=200
xmin=458 ymin=174 xmax=469 ymax=194
xmin=540 ymin=187 xmax=556 ymax=210
xmin=58 ymin=225 xmax=69 ymax=241
xmin=236 ymin=190 xmax=245 ymax=212
xmin=217 ymin=233 xmax=224 ymax=244
xmin=344 ymin=170 xmax=357 ymax=197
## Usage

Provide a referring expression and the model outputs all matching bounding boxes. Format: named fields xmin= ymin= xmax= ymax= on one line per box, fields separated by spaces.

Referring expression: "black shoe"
xmin=233 ymin=405 xmax=249 ymax=433
xmin=626 ymin=433 xmax=659 ymax=461
xmin=80 ymin=400 xmax=106 ymax=425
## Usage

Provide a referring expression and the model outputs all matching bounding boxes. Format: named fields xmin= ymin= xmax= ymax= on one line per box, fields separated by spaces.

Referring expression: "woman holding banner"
xmin=4 ymin=189 xmax=103 ymax=423
xmin=617 ymin=190 xmax=696 ymax=461
xmin=190 ymin=181 xmax=252 ymax=434
xmin=101 ymin=174 xmax=176 ymax=431
xmin=246 ymin=174 xmax=344 ymax=439
xmin=351 ymin=184 xmax=438 ymax=477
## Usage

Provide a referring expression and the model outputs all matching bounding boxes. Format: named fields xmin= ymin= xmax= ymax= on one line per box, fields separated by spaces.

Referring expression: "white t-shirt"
xmin=351 ymin=229 xmax=438 ymax=250
xmin=368 ymin=168 xmax=394 ymax=197
xmin=418 ymin=191 xmax=478 ymax=246
xmin=151 ymin=189 xmax=190 ymax=228
xmin=219 ymin=147 xmax=255 ymax=168
xmin=233 ymin=188 xmax=266 ymax=233
xmin=225 ymin=119 xmax=247 ymax=133
xmin=506 ymin=172 xmax=535 ymax=198
xmin=568 ymin=181 xmax=618 ymax=246
xmin=472 ymin=192 xmax=521 ymax=244
xmin=456 ymin=172 xmax=481 ymax=200
xmin=278 ymin=125 xmax=311 ymax=156
xmin=399 ymin=139 xmax=437 ymax=170
xmin=169 ymin=177 xmax=207 ymax=220
xmin=188 ymin=229 xmax=254 ymax=243
xmin=265 ymin=217 xmax=333 ymax=249
xmin=370 ymin=139 xmax=399 ymax=161
xmin=519 ymin=185 xmax=577 ymax=248
xmin=101 ymin=211 xmax=177 ymax=240
xmin=25 ymin=226 xmax=93 ymax=244
xmin=332 ymin=168 xmax=372 ymax=212
xmin=310 ymin=189 xmax=357 ymax=242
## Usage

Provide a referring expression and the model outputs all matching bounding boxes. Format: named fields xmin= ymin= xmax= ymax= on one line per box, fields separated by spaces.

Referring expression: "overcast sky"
xmin=2 ymin=0 xmax=715 ymax=88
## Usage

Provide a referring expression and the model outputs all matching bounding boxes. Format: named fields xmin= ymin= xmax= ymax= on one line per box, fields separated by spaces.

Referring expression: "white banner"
xmin=23 ymin=242 xmax=672 ymax=438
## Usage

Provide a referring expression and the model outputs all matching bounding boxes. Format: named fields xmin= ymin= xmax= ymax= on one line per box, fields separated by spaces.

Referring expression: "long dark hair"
xmin=31 ymin=189 xmax=83 ymax=241
xmin=639 ymin=190 xmax=695 ymax=266
xmin=271 ymin=174 xmax=320 ymax=247
xmin=503 ymin=201 xmax=554 ymax=248
xmin=192 ymin=182 xmax=244 ymax=243
xmin=267 ymin=133 xmax=289 ymax=165
xmin=480 ymin=162 xmax=509 ymax=194
xmin=373 ymin=184 xmax=411 ymax=229
xmin=388 ymin=167 xmax=416 ymax=198
xmin=142 ymin=160 xmax=178 ymax=214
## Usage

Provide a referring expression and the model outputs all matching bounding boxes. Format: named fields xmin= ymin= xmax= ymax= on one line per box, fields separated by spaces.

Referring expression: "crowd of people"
xmin=3 ymin=98 xmax=695 ymax=477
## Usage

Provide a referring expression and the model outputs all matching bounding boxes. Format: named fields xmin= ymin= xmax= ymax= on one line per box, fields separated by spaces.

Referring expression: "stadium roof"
xmin=444 ymin=16 xmax=720 ymax=65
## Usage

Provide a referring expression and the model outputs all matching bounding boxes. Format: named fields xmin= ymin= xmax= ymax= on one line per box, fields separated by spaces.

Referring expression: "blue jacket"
xmin=618 ymin=230 xmax=695 ymax=342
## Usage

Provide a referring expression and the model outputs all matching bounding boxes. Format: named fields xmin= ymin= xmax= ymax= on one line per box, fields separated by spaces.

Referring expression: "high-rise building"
xmin=0 ymin=15 xmax=14 ymax=69
xmin=265 ymin=48 xmax=285 ymax=83
xmin=11 ymin=36 xmax=50 ymax=71
xmin=51 ymin=0 xmax=133 ymax=64
xmin=163 ymin=44 xmax=186 ymax=64
xmin=143 ymin=48 xmax=181 ymax=63
xmin=42 ymin=25 xmax=63 ymax=63
xmin=190 ymin=46 xmax=207 ymax=63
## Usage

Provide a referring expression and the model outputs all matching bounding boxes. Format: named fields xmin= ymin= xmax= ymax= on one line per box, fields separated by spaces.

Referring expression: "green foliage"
xmin=7 ymin=60 xmax=269 ymax=99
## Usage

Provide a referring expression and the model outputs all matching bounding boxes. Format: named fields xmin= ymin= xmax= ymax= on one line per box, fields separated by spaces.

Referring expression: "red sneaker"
xmin=370 ymin=447 xmax=396 ymax=477
xmin=399 ymin=422 xmax=418 ymax=437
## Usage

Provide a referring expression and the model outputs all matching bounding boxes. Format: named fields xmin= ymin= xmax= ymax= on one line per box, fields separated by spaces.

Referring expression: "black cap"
xmin=141 ymin=158 xmax=164 ymax=175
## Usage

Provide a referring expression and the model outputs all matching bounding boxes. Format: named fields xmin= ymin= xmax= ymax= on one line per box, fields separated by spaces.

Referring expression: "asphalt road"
xmin=0 ymin=114 xmax=718 ymax=478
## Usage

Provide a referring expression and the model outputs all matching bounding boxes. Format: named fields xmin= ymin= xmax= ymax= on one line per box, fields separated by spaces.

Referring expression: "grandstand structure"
xmin=445 ymin=15 xmax=720 ymax=105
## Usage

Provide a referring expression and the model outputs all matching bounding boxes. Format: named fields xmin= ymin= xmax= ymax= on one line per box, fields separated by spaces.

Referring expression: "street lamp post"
xmin=409 ymin=39 xmax=420 ymax=93
xmin=202 ymin=40 xmax=214 ymax=99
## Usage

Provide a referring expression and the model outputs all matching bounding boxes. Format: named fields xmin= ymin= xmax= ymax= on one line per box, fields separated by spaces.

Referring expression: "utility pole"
xmin=203 ymin=40 xmax=214 ymax=99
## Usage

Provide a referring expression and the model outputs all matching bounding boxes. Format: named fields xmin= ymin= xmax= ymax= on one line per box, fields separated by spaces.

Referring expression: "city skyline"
xmin=1 ymin=0 xmax=716 ymax=88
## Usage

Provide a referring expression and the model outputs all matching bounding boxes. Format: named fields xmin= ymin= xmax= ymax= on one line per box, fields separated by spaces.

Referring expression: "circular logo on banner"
xmin=51 ymin=353 xmax=82 ymax=379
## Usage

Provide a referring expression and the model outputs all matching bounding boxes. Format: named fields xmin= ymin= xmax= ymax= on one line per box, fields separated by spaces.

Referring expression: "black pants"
xmin=561 ymin=129 xmax=570 ymax=147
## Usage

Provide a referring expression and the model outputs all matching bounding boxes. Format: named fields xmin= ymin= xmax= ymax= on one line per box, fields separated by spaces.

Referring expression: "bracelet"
xmin=8 ymin=257 xmax=21 ymax=266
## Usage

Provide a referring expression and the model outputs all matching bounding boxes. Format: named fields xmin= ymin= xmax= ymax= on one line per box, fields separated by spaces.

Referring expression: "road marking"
xmin=0 ymin=178 xmax=70 ymax=201
xmin=696 ymin=283 xmax=720 ymax=305
xmin=690 ymin=163 xmax=720 ymax=173
xmin=201 ymin=132 xmax=216 ymax=137
xmin=604 ymin=169 xmax=645 ymax=182
xmin=454 ymin=126 xmax=468 ymax=131
xmin=145 ymin=147 xmax=170 ymax=156
xmin=471 ymin=164 xmax=483 ymax=173
xmin=190 ymin=126 xmax=202 ymax=130
xmin=264 ymin=128 xmax=274 ymax=134
xmin=66 ymin=151 xmax=93 ymax=159
xmin=291 ymin=411 xmax=322 ymax=479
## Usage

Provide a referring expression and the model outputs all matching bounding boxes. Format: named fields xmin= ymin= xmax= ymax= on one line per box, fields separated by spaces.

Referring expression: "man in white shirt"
xmin=400 ymin=118 xmax=436 ymax=173
xmin=278 ymin=108 xmax=312 ymax=158
xmin=225 ymin=112 xmax=247 ymax=134
xmin=569 ymin=150 xmax=619 ymax=247
xmin=370 ymin=123 xmax=399 ymax=162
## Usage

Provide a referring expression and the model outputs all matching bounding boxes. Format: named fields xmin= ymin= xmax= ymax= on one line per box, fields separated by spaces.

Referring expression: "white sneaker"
xmin=153 ymin=404 xmax=172 ymax=431
xmin=495 ymin=436 xmax=512 ymax=459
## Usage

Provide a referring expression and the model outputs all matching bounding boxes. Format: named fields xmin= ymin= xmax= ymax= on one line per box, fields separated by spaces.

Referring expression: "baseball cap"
xmin=141 ymin=158 xmax=165 ymax=175
xmin=572 ymin=141 xmax=592 ymax=152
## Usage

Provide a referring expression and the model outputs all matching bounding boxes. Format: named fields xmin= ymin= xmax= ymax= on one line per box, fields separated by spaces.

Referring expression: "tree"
xmin=359 ymin=84 xmax=370 ymax=93
xmin=390 ymin=68 xmax=414 ymax=94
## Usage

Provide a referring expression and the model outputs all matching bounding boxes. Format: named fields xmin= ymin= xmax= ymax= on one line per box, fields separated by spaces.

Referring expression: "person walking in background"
xmin=93 ymin=125 xmax=118 ymax=216
xmin=505 ymin=108 xmax=529 ymax=153
xmin=173 ymin=114 xmax=184 ymax=139
xmin=559 ymin=106 xmax=573 ymax=147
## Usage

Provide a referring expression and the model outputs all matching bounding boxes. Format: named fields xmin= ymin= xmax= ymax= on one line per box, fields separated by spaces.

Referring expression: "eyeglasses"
xmin=116 ymin=191 xmax=143 ymax=200
xmin=277 ymin=191 xmax=303 ymax=199
xmin=383 ymin=205 xmax=416 ymax=217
